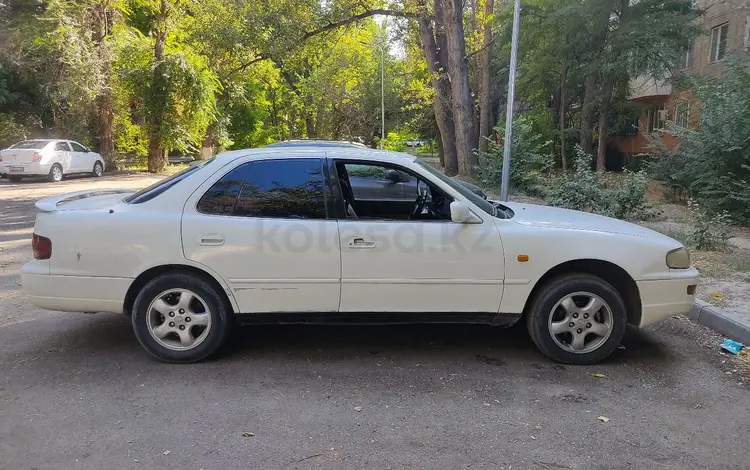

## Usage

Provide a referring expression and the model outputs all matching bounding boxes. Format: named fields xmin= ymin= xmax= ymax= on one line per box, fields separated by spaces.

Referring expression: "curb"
xmin=689 ymin=300 xmax=750 ymax=345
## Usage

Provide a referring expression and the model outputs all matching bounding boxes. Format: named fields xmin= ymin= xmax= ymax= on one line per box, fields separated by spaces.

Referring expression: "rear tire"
xmin=92 ymin=161 xmax=103 ymax=177
xmin=132 ymin=272 xmax=233 ymax=363
xmin=8 ymin=175 xmax=22 ymax=182
xmin=48 ymin=164 xmax=63 ymax=183
xmin=526 ymin=274 xmax=627 ymax=365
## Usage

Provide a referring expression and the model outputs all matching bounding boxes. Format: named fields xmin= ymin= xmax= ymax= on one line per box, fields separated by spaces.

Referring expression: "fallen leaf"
xmin=242 ymin=432 xmax=255 ymax=438
xmin=162 ymin=450 xmax=171 ymax=456
xmin=353 ymin=406 xmax=363 ymax=412
xmin=598 ymin=416 xmax=610 ymax=423
xmin=591 ymin=373 xmax=607 ymax=378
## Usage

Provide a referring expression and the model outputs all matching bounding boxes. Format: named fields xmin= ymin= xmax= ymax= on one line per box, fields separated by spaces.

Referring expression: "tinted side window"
xmin=234 ymin=159 xmax=326 ymax=219
xmin=197 ymin=163 xmax=250 ymax=215
xmin=70 ymin=142 xmax=87 ymax=152
xmin=55 ymin=142 xmax=70 ymax=151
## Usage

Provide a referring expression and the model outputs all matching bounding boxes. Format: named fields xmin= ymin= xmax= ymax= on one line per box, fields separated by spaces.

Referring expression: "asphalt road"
xmin=1 ymin=175 xmax=749 ymax=470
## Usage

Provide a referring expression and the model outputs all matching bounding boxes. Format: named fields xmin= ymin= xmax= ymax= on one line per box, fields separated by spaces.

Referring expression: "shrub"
xmin=650 ymin=57 xmax=750 ymax=224
xmin=0 ymin=114 xmax=26 ymax=148
xmin=478 ymin=116 xmax=553 ymax=196
xmin=685 ymin=199 xmax=731 ymax=251
xmin=547 ymin=146 xmax=649 ymax=220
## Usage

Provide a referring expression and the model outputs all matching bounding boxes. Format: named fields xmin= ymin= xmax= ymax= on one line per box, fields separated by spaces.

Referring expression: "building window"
xmin=709 ymin=23 xmax=729 ymax=62
xmin=675 ymin=102 xmax=690 ymax=128
xmin=647 ymin=105 xmax=667 ymax=133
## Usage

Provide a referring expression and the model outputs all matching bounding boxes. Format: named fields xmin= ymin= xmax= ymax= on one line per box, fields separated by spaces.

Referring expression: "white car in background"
xmin=21 ymin=147 xmax=699 ymax=364
xmin=0 ymin=139 xmax=105 ymax=182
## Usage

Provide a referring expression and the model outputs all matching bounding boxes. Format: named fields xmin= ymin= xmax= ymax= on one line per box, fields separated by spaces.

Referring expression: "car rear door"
xmin=181 ymin=155 xmax=342 ymax=313
xmin=53 ymin=141 xmax=73 ymax=172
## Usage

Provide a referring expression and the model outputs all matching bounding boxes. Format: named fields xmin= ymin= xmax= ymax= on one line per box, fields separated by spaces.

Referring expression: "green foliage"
xmin=478 ymin=117 xmax=553 ymax=196
xmin=685 ymin=199 xmax=731 ymax=251
xmin=380 ymin=130 xmax=419 ymax=152
xmin=145 ymin=53 xmax=219 ymax=153
xmin=0 ymin=113 xmax=26 ymax=148
xmin=547 ymin=146 xmax=649 ymax=220
xmin=652 ymin=57 xmax=750 ymax=224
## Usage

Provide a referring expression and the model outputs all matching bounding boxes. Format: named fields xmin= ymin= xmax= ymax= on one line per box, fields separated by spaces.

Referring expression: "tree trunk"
xmin=91 ymin=1 xmax=116 ymax=171
xmin=579 ymin=72 xmax=597 ymax=155
xmin=559 ymin=59 xmax=568 ymax=171
xmin=440 ymin=0 xmax=478 ymax=177
xmin=436 ymin=124 xmax=445 ymax=167
xmin=200 ymin=124 xmax=214 ymax=160
xmin=147 ymin=0 xmax=168 ymax=173
xmin=579 ymin=3 xmax=613 ymax=155
xmin=596 ymin=76 xmax=615 ymax=172
xmin=418 ymin=14 xmax=458 ymax=175
xmin=477 ymin=0 xmax=494 ymax=155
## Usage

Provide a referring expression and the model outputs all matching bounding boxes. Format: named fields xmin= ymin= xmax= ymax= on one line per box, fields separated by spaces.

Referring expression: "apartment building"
xmin=610 ymin=0 xmax=750 ymax=160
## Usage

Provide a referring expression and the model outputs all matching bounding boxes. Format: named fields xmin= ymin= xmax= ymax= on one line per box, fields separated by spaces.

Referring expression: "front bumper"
xmin=21 ymin=262 xmax=131 ymax=313
xmin=637 ymin=267 xmax=700 ymax=327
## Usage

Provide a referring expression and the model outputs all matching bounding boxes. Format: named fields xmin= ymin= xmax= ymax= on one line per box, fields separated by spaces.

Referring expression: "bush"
xmin=0 ymin=114 xmax=26 ymax=148
xmin=478 ymin=117 xmax=553 ymax=196
xmin=650 ymin=57 xmax=750 ymax=224
xmin=685 ymin=199 xmax=731 ymax=251
xmin=547 ymin=146 xmax=649 ymax=220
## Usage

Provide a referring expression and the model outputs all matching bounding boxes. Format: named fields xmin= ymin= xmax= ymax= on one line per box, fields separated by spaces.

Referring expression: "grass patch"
xmin=691 ymin=248 xmax=750 ymax=281
xmin=118 ymin=163 xmax=189 ymax=176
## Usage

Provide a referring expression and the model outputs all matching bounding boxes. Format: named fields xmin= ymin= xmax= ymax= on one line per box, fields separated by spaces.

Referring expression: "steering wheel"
xmin=408 ymin=181 xmax=430 ymax=220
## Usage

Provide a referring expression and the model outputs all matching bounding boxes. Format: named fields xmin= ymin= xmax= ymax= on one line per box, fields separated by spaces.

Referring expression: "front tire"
xmin=132 ymin=272 xmax=233 ymax=363
xmin=526 ymin=274 xmax=627 ymax=365
xmin=48 ymin=164 xmax=63 ymax=182
xmin=92 ymin=161 xmax=103 ymax=177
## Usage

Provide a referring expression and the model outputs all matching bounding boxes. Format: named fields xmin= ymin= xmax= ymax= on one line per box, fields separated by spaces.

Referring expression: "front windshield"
xmin=124 ymin=158 xmax=214 ymax=204
xmin=416 ymin=159 xmax=497 ymax=216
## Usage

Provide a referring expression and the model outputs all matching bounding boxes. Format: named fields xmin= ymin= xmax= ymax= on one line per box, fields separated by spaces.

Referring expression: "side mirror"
xmin=450 ymin=201 xmax=482 ymax=224
xmin=385 ymin=169 xmax=402 ymax=183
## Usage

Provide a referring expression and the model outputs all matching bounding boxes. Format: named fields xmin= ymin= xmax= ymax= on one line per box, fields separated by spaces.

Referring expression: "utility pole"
xmin=360 ymin=40 xmax=388 ymax=148
xmin=500 ymin=0 xmax=521 ymax=201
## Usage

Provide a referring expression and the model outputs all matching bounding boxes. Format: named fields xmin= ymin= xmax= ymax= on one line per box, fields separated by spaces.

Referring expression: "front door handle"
xmin=198 ymin=234 xmax=225 ymax=246
xmin=348 ymin=237 xmax=377 ymax=249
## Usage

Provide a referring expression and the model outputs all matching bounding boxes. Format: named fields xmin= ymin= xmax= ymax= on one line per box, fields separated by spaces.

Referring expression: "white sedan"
xmin=0 ymin=139 xmax=105 ymax=182
xmin=21 ymin=147 xmax=699 ymax=364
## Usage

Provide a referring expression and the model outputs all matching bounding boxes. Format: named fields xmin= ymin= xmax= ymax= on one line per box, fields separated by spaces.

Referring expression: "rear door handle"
xmin=198 ymin=234 xmax=225 ymax=246
xmin=348 ymin=237 xmax=377 ymax=249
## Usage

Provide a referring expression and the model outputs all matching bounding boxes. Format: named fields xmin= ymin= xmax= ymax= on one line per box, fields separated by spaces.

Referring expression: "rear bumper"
xmin=21 ymin=263 xmax=131 ymax=313
xmin=637 ymin=268 xmax=700 ymax=327
xmin=0 ymin=162 xmax=51 ymax=176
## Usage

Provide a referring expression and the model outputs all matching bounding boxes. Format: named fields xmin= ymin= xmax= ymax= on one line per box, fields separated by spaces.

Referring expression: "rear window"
xmin=124 ymin=159 xmax=214 ymax=204
xmin=10 ymin=140 xmax=49 ymax=150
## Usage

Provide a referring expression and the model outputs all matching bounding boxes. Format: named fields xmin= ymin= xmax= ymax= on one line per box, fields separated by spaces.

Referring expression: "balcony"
xmin=628 ymin=75 xmax=672 ymax=100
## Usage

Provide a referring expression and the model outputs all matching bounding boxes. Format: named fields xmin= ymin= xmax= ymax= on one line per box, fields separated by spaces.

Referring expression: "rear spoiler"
xmin=35 ymin=188 xmax=135 ymax=212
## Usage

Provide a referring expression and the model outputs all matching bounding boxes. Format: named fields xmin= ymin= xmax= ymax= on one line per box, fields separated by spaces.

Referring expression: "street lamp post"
xmin=500 ymin=0 xmax=521 ymax=201
xmin=362 ymin=41 xmax=387 ymax=147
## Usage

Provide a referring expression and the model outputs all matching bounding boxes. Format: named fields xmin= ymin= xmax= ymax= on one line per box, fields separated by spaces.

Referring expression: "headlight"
xmin=666 ymin=247 xmax=691 ymax=269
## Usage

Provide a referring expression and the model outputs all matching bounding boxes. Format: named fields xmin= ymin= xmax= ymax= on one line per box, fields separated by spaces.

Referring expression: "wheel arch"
xmin=523 ymin=259 xmax=642 ymax=326
xmin=124 ymin=264 xmax=237 ymax=316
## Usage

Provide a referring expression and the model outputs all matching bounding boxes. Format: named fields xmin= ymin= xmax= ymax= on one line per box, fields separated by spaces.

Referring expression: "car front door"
xmin=53 ymin=141 xmax=73 ymax=172
xmin=181 ymin=156 xmax=341 ymax=313
xmin=69 ymin=141 xmax=92 ymax=172
xmin=333 ymin=159 xmax=505 ymax=313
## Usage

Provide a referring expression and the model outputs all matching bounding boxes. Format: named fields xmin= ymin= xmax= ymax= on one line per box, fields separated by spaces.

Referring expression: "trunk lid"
xmin=1 ymin=148 xmax=43 ymax=165
xmin=35 ymin=189 xmax=135 ymax=212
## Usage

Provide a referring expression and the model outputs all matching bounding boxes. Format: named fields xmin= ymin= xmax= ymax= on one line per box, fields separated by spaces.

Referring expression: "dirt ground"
xmin=0 ymin=172 xmax=163 ymax=327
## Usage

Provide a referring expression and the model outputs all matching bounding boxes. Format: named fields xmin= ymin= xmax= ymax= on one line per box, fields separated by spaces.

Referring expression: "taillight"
xmin=32 ymin=152 xmax=41 ymax=162
xmin=32 ymin=233 xmax=52 ymax=260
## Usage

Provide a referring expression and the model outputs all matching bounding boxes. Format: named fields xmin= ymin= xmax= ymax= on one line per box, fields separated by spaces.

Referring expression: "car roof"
xmin=214 ymin=146 xmax=417 ymax=166
xmin=264 ymin=139 xmax=368 ymax=148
